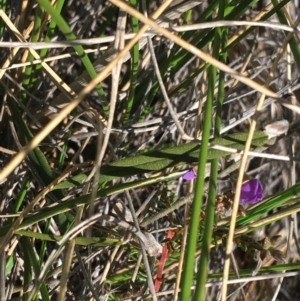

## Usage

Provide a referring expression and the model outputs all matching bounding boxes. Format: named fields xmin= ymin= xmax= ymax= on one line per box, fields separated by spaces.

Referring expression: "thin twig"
xmin=0 ymin=20 xmax=297 ymax=49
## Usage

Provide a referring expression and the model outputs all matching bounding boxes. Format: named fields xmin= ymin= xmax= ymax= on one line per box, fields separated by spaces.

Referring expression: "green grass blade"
xmin=21 ymin=237 xmax=50 ymax=301
xmin=179 ymin=49 xmax=214 ymax=301
xmin=6 ymin=97 xmax=71 ymax=229
xmin=0 ymin=0 xmax=6 ymax=37
xmin=194 ymin=4 xmax=228 ymax=299
xmin=122 ymin=0 xmax=139 ymax=125
xmin=17 ymin=230 xmax=121 ymax=247
xmin=21 ymin=5 xmax=44 ymax=103
xmin=22 ymin=237 xmax=32 ymax=301
xmin=36 ymin=0 xmax=108 ymax=115
xmin=222 ymin=0 xmax=291 ymax=55
xmin=33 ymin=0 xmax=65 ymax=83
xmin=6 ymin=97 xmax=54 ymax=183
xmin=39 ymin=0 xmax=65 ymax=59
xmin=13 ymin=178 xmax=31 ymax=214
xmin=271 ymin=0 xmax=300 ymax=71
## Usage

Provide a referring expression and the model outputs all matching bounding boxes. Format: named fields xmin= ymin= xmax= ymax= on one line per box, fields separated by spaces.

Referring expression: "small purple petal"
xmin=182 ymin=169 xmax=197 ymax=181
xmin=240 ymin=179 xmax=263 ymax=204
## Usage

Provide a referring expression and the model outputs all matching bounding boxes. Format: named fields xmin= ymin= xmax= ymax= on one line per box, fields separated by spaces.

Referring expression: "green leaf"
xmin=17 ymin=230 xmax=121 ymax=247
xmin=54 ymin=131 xmax=269 ymax=189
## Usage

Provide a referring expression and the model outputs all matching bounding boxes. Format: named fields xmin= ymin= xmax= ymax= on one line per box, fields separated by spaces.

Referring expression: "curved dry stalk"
xmin=1 ymin=20 xmax=297 ymax=49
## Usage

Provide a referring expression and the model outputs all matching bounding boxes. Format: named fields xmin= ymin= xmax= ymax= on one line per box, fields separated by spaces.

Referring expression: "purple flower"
xmin=182 ymin=171 xmax=263 ymax=204
xmin=240 ymin=179 xmax=263 ymax=204
xmin=182 ymin=169 xmax=197 ymax=181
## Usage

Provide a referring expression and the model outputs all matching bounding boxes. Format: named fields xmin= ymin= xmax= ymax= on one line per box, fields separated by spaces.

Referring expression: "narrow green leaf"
xmin=53 ymin=131 xmax=269 ymax=188
xmin=17 ymin=230 xmax=121 ymax=247
xmin=35 ymin=0 xmax=108 ymax=115
xmin=21 ymin=237 xmax=50 ymax=301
